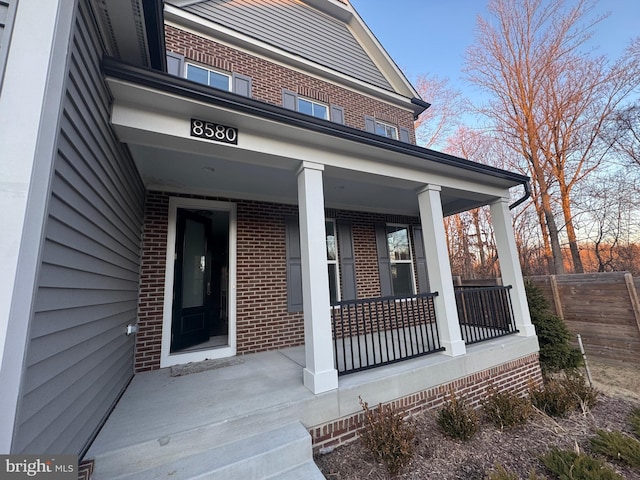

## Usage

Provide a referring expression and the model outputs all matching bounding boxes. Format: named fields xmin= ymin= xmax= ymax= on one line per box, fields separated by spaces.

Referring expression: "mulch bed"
xmin=315 ymin=394 xmax=640 ymax=479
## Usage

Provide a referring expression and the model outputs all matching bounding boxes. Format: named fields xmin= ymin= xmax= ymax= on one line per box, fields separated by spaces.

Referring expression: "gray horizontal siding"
xmin=13 ymin=0 xmax=145 ymax=456
xmin=185 ymin=0 xmax=392 ymax=90
xmin=0 ymin=0 xmax=15 ymax=87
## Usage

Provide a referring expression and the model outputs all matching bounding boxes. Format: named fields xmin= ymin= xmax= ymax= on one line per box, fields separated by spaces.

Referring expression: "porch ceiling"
xmin=129 ymin=144 xmax=493 ymax=216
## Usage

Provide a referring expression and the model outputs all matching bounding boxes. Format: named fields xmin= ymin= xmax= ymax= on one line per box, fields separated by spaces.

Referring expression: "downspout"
xmin=509 ymin=180 xmax=531 ymax=210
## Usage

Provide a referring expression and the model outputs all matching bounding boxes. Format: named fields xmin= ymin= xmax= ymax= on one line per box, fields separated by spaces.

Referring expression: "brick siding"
xmin=164 ymin=25 xmax=416 ymax=143
xmin=135 ymin=193 xmax=425 ymax=372
xmin=309 ymin=353 xmax=543 ymax=451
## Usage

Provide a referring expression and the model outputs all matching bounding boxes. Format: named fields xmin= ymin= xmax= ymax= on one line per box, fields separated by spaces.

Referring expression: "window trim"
xmin=375 ymin=119 xmax=399 ymax=140
xmin=298 ymin=97 xmax=329 ymax=120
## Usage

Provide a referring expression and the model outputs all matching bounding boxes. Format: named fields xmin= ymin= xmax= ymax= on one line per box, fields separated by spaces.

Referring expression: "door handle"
xmin=207 ymin=282 xmax=211 ymax=296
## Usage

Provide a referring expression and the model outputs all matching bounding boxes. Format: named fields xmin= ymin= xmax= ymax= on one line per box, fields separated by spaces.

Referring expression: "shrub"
xmin=437 ymin=390 xmax=478 ymax=441
xmin=590 ymin=429 xmax=640 ymax=468
xmin=525 ymin=282 xmax=582 ymax=374
xmin=529 ymin=372 xmax=598 ymax=417
xmin=358 ymin=397 xmax=415 ymax=476
xmin=540 ymin=448 xmax=623 ymax=479
xmin=482 ymin=388 xmax=533 ymax=430
xmin=630 ymin=407 xmax=640 ymax=438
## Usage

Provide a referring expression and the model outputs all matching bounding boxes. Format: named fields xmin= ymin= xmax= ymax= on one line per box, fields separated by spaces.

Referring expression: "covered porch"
xmin=104 ymin=59 xmax=536 ymax=395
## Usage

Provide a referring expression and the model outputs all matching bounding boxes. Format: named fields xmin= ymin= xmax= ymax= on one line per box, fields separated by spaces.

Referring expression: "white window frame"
xmin=326 ymin=219 xmax=341 ymax=303
xmin=185 ymin=62 xmax=232 ymax=91
xmin=298 ymin=97 xmax=329 ymax=120
xmin=376 ymin=120 xmax=399 ymax=140
xmin=386 ymin=223 xmax=416 ymax=296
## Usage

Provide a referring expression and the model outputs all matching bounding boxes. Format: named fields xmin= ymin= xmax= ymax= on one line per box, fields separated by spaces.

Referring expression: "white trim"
xmin=160 ymin=197 xmax=238 ymax=368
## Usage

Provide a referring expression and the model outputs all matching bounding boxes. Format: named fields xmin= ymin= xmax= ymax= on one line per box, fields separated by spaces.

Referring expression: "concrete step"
xmin=95 ymin=421 xmax=322 ymax=480
xmin=265 ymin=461 xmax=326 ymax=480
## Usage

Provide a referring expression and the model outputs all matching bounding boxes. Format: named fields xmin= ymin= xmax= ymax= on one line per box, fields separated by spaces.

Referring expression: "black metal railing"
xmin=454 ymin=285 xmax=518 ymax=344
xmin=331 ymin=292 xmax=444 ymax=376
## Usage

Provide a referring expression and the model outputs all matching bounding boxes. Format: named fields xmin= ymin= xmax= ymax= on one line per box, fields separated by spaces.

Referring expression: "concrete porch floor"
xmin=86 ymin=335 xmax=539 ymax=478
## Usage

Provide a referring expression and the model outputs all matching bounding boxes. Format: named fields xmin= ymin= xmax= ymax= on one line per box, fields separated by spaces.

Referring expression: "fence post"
xmin=624 ymin=273 xmax=640 ymax=336
xmin=549 ymin=275 xmax=564 ymax=320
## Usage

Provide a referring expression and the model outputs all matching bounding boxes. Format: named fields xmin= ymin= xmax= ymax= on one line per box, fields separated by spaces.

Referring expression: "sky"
xmin=350 ymin=0 xmax=639 ymax=110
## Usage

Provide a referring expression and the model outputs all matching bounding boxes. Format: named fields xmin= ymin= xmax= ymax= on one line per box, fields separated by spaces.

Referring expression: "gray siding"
xmin=0 ymin=0 xmax=16 ymax=86
xmin=13 ymin=0 xmax=145 ymax=455
xmin=185 ymin=0 xmax=392 ymax=90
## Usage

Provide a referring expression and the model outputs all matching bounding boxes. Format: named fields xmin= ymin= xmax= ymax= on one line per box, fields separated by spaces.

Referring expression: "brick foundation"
xmin=309 ymin=353 xmax=543 ymax=451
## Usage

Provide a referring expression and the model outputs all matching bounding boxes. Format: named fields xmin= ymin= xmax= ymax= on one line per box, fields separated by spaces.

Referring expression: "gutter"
xmin=102 ymin=58 xmax=529 ymax=187
xmin=411 ymin=97 xmax=431 ymax=120
xmin=509 ymin=180 xmax=531 ymax=210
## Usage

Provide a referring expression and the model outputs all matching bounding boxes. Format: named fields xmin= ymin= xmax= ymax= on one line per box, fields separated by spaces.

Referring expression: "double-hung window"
xmin=386 ymin=225 xmax=415 ymax=297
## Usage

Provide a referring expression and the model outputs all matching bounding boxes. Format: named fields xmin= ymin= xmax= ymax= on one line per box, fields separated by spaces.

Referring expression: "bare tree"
xmin=465 ymin=0 xmax=640 ymax=274
xmin=413 ymin=74 xmax=464 ymax=149
xmin=607 ymin=102 xmax=640 ymax=167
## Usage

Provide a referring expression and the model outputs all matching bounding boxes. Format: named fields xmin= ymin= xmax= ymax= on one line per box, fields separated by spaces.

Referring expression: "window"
xmin=386 ymin=225 xmax=415 ymax=297
xmin=282 ymin=90 xmax=345 ymax=124
xmin=298 ymin=98 xmax=329 ymax=120
xmin=186 ymin=63 xmax=231 ymax=91
xmin=364 ymin=115 xmax=411 ymax=143
xmin=375 ymin=120 xmax=398 ymax=140
xmin=326 ymin=220 xmax=340 ymax=303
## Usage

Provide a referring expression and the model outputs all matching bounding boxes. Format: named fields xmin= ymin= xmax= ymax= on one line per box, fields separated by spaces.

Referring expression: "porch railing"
xmin=331 ymin=293 xmax=444 ymax=376
xmin=454 ymin=285 xmax=519 ymax=344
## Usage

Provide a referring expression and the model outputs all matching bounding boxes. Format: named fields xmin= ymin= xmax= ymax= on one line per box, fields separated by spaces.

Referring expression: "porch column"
xmin=490 ymin=198 xmax=537 ymax=337
xmin=296 ymin=162 xmax=339 ymax=394
xmin=417 ymin=185 xmax=466 ymax=356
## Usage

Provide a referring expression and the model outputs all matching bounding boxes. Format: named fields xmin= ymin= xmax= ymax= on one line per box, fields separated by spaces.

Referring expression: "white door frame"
xmin=160 ymin=197 xmax=237 ymax=368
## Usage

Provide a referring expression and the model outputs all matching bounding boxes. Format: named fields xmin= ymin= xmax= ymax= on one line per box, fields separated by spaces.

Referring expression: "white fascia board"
xmin=164 ymin=6 xmax=416 ymax=114
xmin=107 ymin=77 xmax=509 ymax=199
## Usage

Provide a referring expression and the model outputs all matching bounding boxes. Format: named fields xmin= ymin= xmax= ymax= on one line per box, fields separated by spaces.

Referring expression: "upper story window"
xmin=186 ymin=63 xmax=231 ymax=91
xmin=166 ymin=51 xmax=252 ymax=98
xmin=298 ymin=98 xmax=329 ymax=120
xmin=375 ymin=120 xmax=398 ymax=140
xmin=282 ymin=89 xmax=344 ymax=125
xmin=364 ymin=115 xmax=411 ymax=143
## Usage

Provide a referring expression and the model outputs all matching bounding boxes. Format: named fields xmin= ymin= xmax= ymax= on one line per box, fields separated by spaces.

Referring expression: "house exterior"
xmin=0 ymin=0 xmax=540 ymax=473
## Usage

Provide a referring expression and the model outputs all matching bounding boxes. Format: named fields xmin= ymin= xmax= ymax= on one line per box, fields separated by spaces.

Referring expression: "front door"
xmin=171 ymin=210 xmax=214 ymax=352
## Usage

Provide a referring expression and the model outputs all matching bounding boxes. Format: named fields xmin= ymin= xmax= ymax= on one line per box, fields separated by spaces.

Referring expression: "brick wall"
xmin=165 ymin=25 xmax=416 ymax=143
xmin=135 ymin=193 xmax=425 ymax=372
xmin=309 ymin=353 xmax=543 ymax=450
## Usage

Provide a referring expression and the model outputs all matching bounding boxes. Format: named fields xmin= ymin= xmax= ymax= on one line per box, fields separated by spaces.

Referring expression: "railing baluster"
xmin=330 ymin=292 xmax=444 ymax=376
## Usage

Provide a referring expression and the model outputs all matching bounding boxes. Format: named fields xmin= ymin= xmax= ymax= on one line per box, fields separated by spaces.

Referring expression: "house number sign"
xmin=190 ymin=118 xmax=238 ymax=145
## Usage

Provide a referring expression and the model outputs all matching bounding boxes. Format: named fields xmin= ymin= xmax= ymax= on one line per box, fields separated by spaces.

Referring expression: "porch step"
xmin=92 ymin=421 xmax=324 ymax=480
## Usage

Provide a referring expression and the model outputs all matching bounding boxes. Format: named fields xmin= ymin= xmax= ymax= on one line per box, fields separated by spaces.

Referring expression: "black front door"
xmin=171 ymin=209 xmax=215 ymax=352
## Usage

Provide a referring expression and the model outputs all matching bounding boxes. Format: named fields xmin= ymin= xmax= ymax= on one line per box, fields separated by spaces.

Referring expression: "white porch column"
xmin=490 ymin=198 xmax=537 ymax=337
xmin=417 ymin=185 xmax=466 ymax=356
xmin=296 ymin=162 xmax=339 ymax=394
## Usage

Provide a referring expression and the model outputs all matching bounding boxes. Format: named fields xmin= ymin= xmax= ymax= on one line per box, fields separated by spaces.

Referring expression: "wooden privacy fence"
xmin=526 ymin=272 xmax=640 ymax=366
